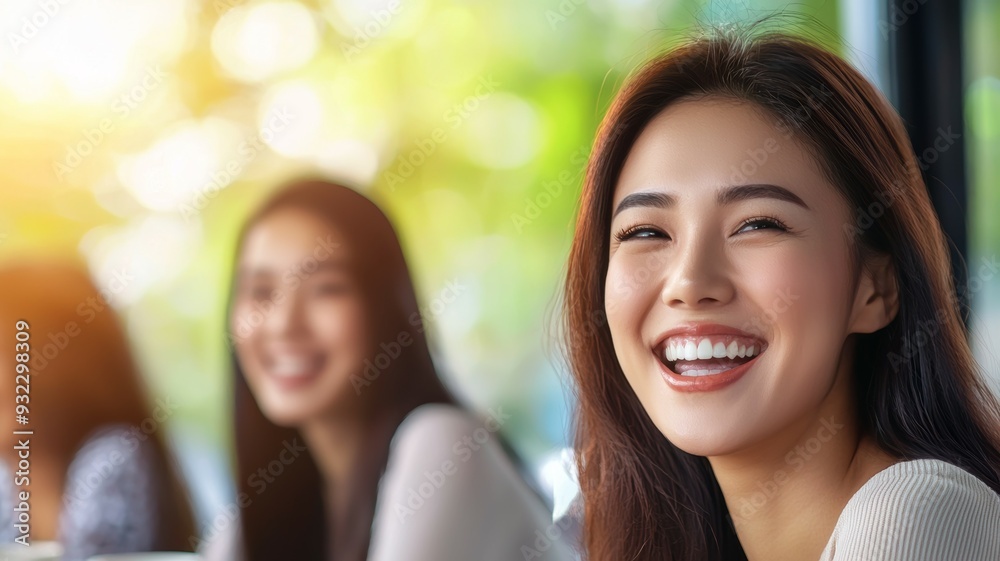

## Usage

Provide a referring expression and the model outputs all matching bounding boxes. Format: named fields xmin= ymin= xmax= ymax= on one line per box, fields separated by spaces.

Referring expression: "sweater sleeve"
xmin=823 ymin=460 xmax=1000 ymax=561
xmin=59 ymin=425 xmax=160 ymax=561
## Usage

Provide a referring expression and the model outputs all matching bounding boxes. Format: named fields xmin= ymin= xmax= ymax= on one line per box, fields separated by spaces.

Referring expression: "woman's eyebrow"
xmin=311 ymin=260 xmax=350 ymax=273
xmin=238 ymin=268 xmax=274 ymax=280
xmin=613 ymin=183 xmax=809 ymax=218
xmin=717 ymin=183 xmax=810 ymax=210
xmin=612 ymin=191 xmax=675 ymax=218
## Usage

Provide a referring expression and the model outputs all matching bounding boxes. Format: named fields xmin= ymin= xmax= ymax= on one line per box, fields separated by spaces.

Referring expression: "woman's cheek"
xmin=311 ymin=298 xmax=368 ymax=359
xmin=604 ymin=256 xmax=662 ymax=387
xmin=605 ymin=253 xmax=660 ymax=324
xmin=230 ymin=301 xmax=257 ymax=361
xmin=747 ymin=247 xmax=851 ymax=386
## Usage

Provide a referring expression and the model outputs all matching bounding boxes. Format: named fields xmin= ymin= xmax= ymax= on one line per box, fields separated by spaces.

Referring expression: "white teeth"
xmin=680 ymin=367 xmax=730 ymax=377
xmin=684 ymin=341 xmax=698 ymax=360
xmin=271 ymin=356 xmax=318 ymax=378
xmin=696 ymin=339 xmax=713 ymax=359
xmin=661 ymin=336 xmax=765 ymax=364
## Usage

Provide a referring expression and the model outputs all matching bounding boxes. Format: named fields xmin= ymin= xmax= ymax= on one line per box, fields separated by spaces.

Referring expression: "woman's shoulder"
xmin=60 ymin=425 xmax=162 ymax=549
xmin=0 ymin=459 xmax=15 ymax=541
xmin=63 ymin=424 xmax=159 ymax=495
xmin=386 ymin=402 xmax=520 ymax=473
xmin=370 ymin=403 xmax=575 ymax=560
xmin=382 ymin=403 xmax=514 ymax=491
xmin=391 ymin=402 xmax=505 ymax=445
xmin=841 ymin=458 xmax=1000 ymax=514
xmin=823 ymin=458 xmax=1000 ymax=560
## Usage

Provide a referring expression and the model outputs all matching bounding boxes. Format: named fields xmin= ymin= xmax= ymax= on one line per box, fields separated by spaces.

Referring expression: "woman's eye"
xmin=313 ymin=282 xmax=349 ymax=296
xmin=614 ymin=226 xmax=666 ymax=242
xmin=248 ymin=285 xmax=273 ymax=301
xmin=737 ymin=217 xmax=788 ymax=234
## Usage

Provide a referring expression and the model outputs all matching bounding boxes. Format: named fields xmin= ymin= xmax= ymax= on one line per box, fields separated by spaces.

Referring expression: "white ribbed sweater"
xmin=819 ymin=459 xmax=1000 ymax=560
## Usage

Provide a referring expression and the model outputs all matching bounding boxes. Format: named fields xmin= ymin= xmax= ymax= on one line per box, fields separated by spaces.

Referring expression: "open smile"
xmin=261 ymin=352 xmax=328 ymax=390
xmin=653 ymin=325 xmax=768 ymax=392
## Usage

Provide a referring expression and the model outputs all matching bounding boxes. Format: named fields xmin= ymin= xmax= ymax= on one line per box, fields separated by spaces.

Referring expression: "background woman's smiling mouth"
xmin=261 ymin=351 xmax=328 ymax=389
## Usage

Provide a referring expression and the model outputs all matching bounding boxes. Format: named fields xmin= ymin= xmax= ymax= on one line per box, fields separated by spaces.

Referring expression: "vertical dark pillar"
xmin=887 ymin=0 xmax=969 ymax=322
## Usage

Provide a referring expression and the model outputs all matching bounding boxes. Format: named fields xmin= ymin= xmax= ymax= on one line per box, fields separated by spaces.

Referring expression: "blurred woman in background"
xmin=208 ymin=178 xmax=573 ymax=560
xmin=0 ymin=261 xmax=196 ymax=559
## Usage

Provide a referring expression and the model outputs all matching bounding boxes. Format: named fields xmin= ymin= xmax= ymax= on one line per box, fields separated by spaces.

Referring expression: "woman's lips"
xmin=263 ymin=354 xmax=326 ymax=390
xmin=656 ymin=335 xmax=767 ymax=392
xmin=657 ymin=353 xmax=763 ymax=392
xmin=650 ymin=323 xmax=768 ymax=392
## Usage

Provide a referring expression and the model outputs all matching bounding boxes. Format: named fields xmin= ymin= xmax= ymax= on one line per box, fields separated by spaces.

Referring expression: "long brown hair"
xmin=228 ymin=179 xmax=455 ymax=560
xmin=0 ymin=260 xmax=196 ymax=550
xmin=563 ymin=29 xmax=1000 ymax=560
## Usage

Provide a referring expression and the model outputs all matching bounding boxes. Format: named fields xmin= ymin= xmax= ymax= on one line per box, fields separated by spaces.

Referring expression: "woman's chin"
xmin=666 ymin=436 xmax=737 ymax=457
xmin=260 ymin=407 xmax=312 ymax=428
xmin=653 ymin=415 xmax=756 ymax=457
xmin=257 ymin=397 xmax=330 ymax=427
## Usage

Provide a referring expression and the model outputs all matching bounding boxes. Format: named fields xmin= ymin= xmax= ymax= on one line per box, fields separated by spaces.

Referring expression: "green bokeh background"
xmin=0 ymin=0 xmax=996 ymax=523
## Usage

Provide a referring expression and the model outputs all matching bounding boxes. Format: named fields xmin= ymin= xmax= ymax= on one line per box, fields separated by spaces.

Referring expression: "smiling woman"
xmin=207 ymin=179 xmax=574 ymax=561
xmin=563 ymin=28 xmax=1000 ymax=561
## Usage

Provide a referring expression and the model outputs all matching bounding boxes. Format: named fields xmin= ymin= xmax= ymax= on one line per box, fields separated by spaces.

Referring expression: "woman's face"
xmin=231 ymin=206 xmax=371 ymax=426
xmin=605 ymin=98 xmax=874 ymax=456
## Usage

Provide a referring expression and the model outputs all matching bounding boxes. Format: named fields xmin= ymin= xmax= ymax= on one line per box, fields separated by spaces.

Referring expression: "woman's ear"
xmin=849 ymin=253 xmax=900 ymax=334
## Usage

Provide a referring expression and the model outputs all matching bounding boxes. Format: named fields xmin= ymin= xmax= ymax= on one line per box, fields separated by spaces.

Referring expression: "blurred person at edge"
xmin=0 ymin=261 xmax=197 ymax=559
xmin=201 ymin=178 xmax=575 ymax=561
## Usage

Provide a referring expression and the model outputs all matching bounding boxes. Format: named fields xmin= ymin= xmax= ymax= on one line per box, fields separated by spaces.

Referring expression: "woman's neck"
xmin=301 ymin=413 xmax=371 ymax=491
xmin=299 ymin=404 xmax=402 ymax=557
xmin=709 ymin=411 xmax=896 ymax=561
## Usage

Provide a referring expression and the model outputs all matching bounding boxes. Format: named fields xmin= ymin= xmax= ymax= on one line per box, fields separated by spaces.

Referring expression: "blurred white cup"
xmin=87 ymin=554 xmax=201 ymax=561
xmin=0 ymin=540 xmax=63 ymax=560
